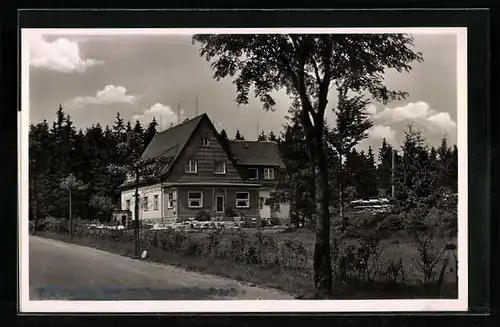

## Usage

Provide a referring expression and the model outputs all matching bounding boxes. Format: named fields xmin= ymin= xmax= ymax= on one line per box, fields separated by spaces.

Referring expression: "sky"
xmin=25 ymin=30 xmax=459 ymax=153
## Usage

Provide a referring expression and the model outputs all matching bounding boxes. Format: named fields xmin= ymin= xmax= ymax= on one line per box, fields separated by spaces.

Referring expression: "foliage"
xmin=224 ymin=206 xmax=238 ymax=218
xmin=195 ymin=210 xmax=212 ymax=222
xmin=29 ymin=105 xmax=159 ymax=222
xmin=193 ymin=33 xmax=423 ymax=295
xmin=89 ymin=194 xmax=115 ymax=222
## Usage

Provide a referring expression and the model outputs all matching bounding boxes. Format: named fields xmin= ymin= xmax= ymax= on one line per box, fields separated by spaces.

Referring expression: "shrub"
xmin=184 ymin=239 xmax=203 ymax=256
xmin=229 ymin=232 xmax=248 ymax=262
xmin=196 ymin=210 xmax=211 ymax=222
xmin=224 ymin=206 xmax=238 ymax=218
xmin=386 ymin=258 xmax=405 ymax=283
xmin=414 ymin=232 xmax=442 ymax=286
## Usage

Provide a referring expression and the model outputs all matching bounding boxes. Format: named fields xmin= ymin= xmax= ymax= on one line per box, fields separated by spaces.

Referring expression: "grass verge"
xmin=33 ymin=231 xmax=458 ymax=299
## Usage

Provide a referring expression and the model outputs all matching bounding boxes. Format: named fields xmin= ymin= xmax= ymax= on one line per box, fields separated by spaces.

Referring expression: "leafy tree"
xmin=193 ymin=33 xmax=422 ymax=297
xmin=89 ymin=194 xmax=115 ymax=222
xmin=276 ymin=111 xmax=316 ymax=227
xmin=327 ymin=86 xmax=373 ymax=225
xmin=257 ymin=130 xmax=268 ymax=141
xmin=234 ymin=129 xmax=245 ymax=140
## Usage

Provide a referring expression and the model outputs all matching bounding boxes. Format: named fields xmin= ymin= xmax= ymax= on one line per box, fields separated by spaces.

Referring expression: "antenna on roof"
xmin=195 ymin=95 xmax=199 ymax=116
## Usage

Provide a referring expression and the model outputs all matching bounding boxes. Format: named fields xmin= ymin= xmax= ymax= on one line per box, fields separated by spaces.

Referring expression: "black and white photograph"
xmin=19 ymin=25 xmax=468 ymax=312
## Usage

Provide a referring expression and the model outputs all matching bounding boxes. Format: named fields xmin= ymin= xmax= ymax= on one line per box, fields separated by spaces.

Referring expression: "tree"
xmin=89 ymin=194 xmax=115 ymax=222
xmin=234 ymin=130 xmax=245 ymax=140
xmin=377 ymin=138 xmax=394 ymax=197
xmin=268 ymin=130 xmax=277 ymax=142
xmin=218 ymin=129 xmax=229 ymax=147
xmin=144 ymin=117 xmax=158 ymax=148
xmin=276 ymin=110 xmax=316 ymax=227
xmin=59 ymin=173 xmax=87 ymax=239
xmin=327 ymin=86 xmax=373 ymax=226
xmin=192 ymin=33 xmax=423 ymax=297
xmin=257 ymin=130 xmax=268 ymax=141
xmin=107 ymin=131 xmax=172 ymax=257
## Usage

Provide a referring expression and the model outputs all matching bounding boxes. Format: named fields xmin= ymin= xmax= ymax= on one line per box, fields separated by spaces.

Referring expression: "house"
xmin=118 ymin=113 xmax=289 ymax=225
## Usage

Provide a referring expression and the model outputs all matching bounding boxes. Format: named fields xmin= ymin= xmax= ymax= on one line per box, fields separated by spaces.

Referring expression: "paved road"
xmin=29 ymin=236 xmax=293 ymax=300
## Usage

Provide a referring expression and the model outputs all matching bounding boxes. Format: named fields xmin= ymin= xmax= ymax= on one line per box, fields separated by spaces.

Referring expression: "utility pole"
xmin=196 ymin=96 xmax=199 ymax=116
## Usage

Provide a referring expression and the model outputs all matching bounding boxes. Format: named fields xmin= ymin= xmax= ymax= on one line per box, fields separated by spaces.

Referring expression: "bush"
xmin=386 ymin=258 xmax=405 ymax=283
xmin=224 ymin=206 xmax=238 ymax=218
xmin=196 ymin=210 xmax=211 ymax=222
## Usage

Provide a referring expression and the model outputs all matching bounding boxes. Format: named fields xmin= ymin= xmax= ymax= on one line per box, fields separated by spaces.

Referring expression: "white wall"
xmin=259 ymin=188 xmax=290 ymax=223
xmin=121 ymin=183 xmax=163 ymax=221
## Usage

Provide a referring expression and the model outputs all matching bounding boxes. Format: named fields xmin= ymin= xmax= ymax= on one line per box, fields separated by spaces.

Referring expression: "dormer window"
xmin=264 ymin=168 xmax=275 ymax=180
xmin=248 ymin=168 xmax=258 ymax=180
xmin=201 ymin=137 xmax=210 ymax=147
xmin=185 ymin=160 xmax=198 ymax=173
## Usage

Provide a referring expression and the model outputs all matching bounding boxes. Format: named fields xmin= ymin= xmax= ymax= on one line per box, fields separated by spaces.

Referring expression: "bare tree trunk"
xmin=312 ymin=142 xmax=333 ymax=298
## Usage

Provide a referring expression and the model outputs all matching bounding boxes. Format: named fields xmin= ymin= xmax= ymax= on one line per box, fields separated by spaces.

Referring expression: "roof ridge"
xmin=155 ymin=113 xmax=206 ymax=136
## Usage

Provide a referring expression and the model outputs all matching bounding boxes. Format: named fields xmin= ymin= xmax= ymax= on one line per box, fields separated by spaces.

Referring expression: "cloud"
xmin=27 ymin=33 xmax=104 ymax=73
xmin=132 ymin=103 xmax=186 ymax=130
xmin=67 ymin=85 xmax=138 ymax=109
xmin=365 ymin=104 xmax=377 ymax=116
xmin=368 ymin=125 xmax=397 ymax=144
xmin=426 ymin=112 xmax=457 ymax=131
xmin=375 ymin=101 xmax=433 ymax=122
xmin=373 ymin=101 xmax=456 ymax=133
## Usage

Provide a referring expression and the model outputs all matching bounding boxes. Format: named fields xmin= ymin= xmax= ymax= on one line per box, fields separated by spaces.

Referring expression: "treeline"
xmin=29 ymin=105 xmax=457 ymax=224
xmin=274 ymin=112 xmax=458 ymax=225
xmin=29 ymin=105 xmax=158 ymax=222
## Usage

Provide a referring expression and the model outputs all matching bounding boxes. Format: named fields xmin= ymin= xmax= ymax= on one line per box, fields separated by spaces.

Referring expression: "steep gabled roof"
xmin=118 ymin=114 xmax=206 ymax=189
xmin=141 ymin=114 xmax=205 ymax=160
xmin=228 ymin=140 xmax=285 ymax=168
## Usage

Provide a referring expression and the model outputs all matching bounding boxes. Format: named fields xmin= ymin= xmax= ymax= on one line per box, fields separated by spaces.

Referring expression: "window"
xmin=273 ymin=201 xmax=281 ymax=211
xmin=264 ymin=168 xmax=275 ymax=180
xmin=214 ymin=160 xmax=226 ymax=174
xmin=188 ymin=191 xmax=203 ymax=208
xmin=248 ymin=168 xmax=258 ymax=180
xmin=167 ymin=191 xmax=174 ymax=209
xmin=185 ymin=160 xmax=198 ymax=173
xmin=126 ymin=199 xmax=131 ymax=210
xmin=201 ymin=137 xmax=211 ymax=147
xmin=143 ymin=196 xmax=149 ymax=212
xmin=236 ymin=192 xmax=250 ymax=208
xmin=259 ymin=197 xmax=264 ymax=210
xmin=153 ymin=194 xmax=159 ymax=211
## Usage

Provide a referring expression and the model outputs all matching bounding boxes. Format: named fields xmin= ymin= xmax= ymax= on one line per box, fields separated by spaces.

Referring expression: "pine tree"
xmin=234 ymin=130 xmax=245 ymax=140
xmin=268 ymin=130 xmax=277 ymax=142
xmin=144 ymin=117 xmax=158 ymax=148
xmin=113 ymin=112 xmax=126 ymax=143
xmin=257 ymin=130 xmax=267 ymax=141
xmin=218 ymin=129 xmax=229 ymax=147
xmin=364 ymin=146 xmax=379 ymax=199
xmin=377 ymin=138 xmax=394 ymax=197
